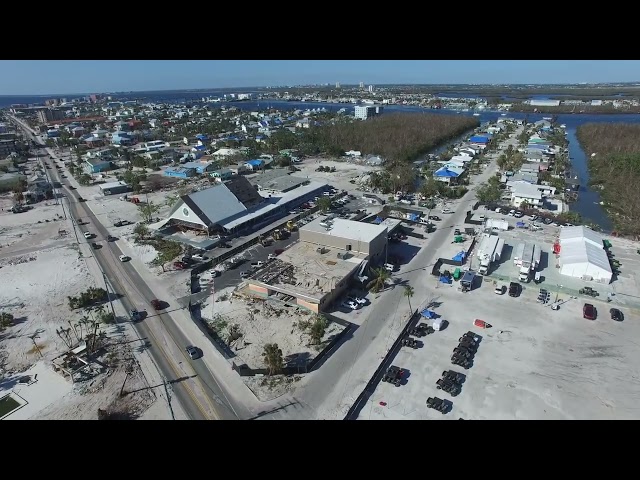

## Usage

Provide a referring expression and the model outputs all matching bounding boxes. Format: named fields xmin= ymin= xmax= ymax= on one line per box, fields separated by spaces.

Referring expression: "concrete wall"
xmin=299 ymin=229 xmax=370 ymax=254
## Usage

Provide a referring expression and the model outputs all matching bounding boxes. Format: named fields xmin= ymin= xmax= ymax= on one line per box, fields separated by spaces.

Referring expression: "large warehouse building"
xmin=247 ymin=218 xmax=389 ymax=312
xmin=162 ymin=176 xmax=327 ymax=236
xmin=559 ymin=226 xmax=612 ymax=284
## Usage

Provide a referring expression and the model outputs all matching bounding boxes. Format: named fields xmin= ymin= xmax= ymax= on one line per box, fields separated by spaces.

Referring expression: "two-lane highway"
xmin=13 ymin=117 xmax=244 ymax=420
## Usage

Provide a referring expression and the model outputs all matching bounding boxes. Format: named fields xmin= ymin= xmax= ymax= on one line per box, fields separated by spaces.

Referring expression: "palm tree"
xmin=367 ymin=267 xmax=391 ymax=293
xmin=403 ymin=285 xmax=415 ymax=314
xmin=262 ymin=343 xmax=284 ymax=376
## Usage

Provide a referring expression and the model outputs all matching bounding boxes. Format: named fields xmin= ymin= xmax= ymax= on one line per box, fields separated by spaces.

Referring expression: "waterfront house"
xmin=509 ymin=182 xmax=544 ymax=208
xmin=164 ymin=166 xmax=196 ymax=178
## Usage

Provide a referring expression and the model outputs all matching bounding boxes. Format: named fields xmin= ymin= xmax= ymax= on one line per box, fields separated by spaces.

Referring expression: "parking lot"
xmin=358 ymin=275 xmax=640 ymax=420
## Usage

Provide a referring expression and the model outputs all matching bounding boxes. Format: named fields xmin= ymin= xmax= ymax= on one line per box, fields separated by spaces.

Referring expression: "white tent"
xmin=559 ymin=226 xmax=612 ymax=284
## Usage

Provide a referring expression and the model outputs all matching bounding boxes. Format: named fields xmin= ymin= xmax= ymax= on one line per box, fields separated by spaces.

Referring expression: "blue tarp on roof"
xmin=196 ymin=134 xmax=208 ymax=140
xmin=470 ymin=135 xmax=490 ymax=143
xmin=435 ymin=167 xmax=460 ymax=178
xmin=246 ymin=159 xmax=264 ymax=167
xmin=440 ymin=275 xmax=452 ymax=284
xmin=373 ymin=216 xmax=383 ymax=224
xmin=409 ymin=213 xmax=420 ymax=221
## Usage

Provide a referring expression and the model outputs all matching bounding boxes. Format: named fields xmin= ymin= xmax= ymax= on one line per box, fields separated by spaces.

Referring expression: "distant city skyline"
xmin=1 ymin=60 xmax=640 ymax=96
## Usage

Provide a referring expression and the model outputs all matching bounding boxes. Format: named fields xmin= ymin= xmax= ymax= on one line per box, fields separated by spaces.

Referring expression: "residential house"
xmin=296 ymin=117 xmax=312 ymax=129
xmin=510 ymin=182 xmax=544 ymax=208
xmin=183 ymin=161 xmax=216 ymax=174
xmin=520 ymin=163 xmax=541 ymax=175
xmin=71 ymin=126 xmax=85 ymax=138
xmin=509 ymin=172 xmax=539 ymax=184
xmin=228 ymin=164 xmax=248 ymax=175
xmin=210 ymin=168 xmax=234 ymax=182
xmin=434 ymin=166 xmax=465 ymax=184
xmin=244 ymin=159 xmax=264 ymax=171
xmin=85 ymin=157 xmax=113 ymax=173
xmin=163 ymin=166 xmax=196 ymax=178
xmin=112 ymin=131 xmax=134 ymax=146
xmin=469 ymin=135 xmax=490 ymax=145
xmin=92 ymin=129 xmax=110 ymax=139
xmin=26 ymin=175 xmax=52 ymax=202
xmin=114 ymin=121 xmax=129 ymax=131
xmin=84 ymin=136 xmax=105 ymax=147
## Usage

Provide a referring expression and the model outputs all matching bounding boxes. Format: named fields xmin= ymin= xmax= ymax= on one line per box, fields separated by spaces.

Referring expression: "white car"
xmin=341 ymin=300 xmax=359 ymax=310
xmin=83 ymin=232 xmax=93 ymax=239
xmin=268 ymin=253 xmax=277 ymax=260
xmin=191 ymin=254 xmax=205 ymax=261
xmin=119 ymin=255 xmax=130 ymax=262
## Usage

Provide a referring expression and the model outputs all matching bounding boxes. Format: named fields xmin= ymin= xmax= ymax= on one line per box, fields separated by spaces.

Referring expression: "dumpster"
xmin=453 ymin=268 xmax=462 ymax=280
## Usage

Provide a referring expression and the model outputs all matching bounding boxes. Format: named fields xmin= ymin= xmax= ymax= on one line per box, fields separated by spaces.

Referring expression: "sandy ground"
xmin=0 ymin=169 xmax=173 ymax=420
xmin=199 ymin=284 xmax=346 ymax=372
xmin=295 ymin=157 xmax=383 ymax=196
xmin=359 ymin=277 xmax=640 ymax=420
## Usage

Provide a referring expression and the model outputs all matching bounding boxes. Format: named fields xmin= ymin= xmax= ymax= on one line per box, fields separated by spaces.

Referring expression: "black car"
xmin=428 ymin=215 xmax=441 ymax=221
xmin=610 ymin=308 xmax=623 ymax=321
xmin=508 ymin=282 xmax=521 ymax=297
xmin=130 ymin=309 xmax=141 ymax=321
xmin=107 ymin=235 xmax=117 ymax=242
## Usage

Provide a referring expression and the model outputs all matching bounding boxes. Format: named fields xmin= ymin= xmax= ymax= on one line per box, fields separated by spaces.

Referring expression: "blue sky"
xmin=1 ymin=60 xmax=640 ymax=95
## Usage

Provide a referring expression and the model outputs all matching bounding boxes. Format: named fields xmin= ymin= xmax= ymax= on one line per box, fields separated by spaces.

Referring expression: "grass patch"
xmin=0 ymin=394 xmax=21 ymax=417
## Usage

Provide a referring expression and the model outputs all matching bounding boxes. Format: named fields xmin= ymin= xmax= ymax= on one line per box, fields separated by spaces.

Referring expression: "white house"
xmin=510 ymin=182 xmax=543 ymax=208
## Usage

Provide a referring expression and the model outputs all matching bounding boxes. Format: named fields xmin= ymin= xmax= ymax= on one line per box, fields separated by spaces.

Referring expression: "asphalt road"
xmin=13 ymin=118 xmax=242 ymax=420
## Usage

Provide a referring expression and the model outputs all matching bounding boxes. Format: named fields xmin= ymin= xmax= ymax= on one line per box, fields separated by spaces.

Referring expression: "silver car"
xmin=186 ymin=346 xmax=200 ymax=360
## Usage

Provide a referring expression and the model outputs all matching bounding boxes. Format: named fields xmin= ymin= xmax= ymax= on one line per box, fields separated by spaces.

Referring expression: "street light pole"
xmin=103 ymin=271 xmax=118 ymax=324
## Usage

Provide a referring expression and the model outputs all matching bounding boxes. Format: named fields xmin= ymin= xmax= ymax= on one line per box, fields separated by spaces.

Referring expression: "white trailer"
xmin=513 ymin=242 xmax=525 ymax=266
xmin=532 ymin=244 xmax=542 ymax=271
xmin=477 ymin=235 xmax=505 ymax=275
xmin=518 ymin=243 xmax=536 ymax=282
xmin=485 ymin=218 xmax=509 ymax=231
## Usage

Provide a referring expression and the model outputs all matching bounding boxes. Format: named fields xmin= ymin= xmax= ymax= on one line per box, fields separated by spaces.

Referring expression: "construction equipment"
xmin=442 ymin=370 xmax=464 ymax=384
xmin=402 ymin=337 xmax=419 ymax=349
xmin=286 ymin=220 xmax=298 ymax=232
xmin=426 ymin=397 xmax=448 ymax=414
xmin=381 ymin=366 xmax=405 ymax=387
xmin=452 ymin=347 xmax=473 ymax=359
xmin=436 ymin=378 xmax=461 ymax=396
xmin=579 ymin=287 xmax=599 ymax=297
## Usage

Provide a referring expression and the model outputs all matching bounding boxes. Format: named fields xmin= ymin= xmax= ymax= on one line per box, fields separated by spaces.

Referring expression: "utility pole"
xmin=29 ymin=332 xmax=44 ymax=359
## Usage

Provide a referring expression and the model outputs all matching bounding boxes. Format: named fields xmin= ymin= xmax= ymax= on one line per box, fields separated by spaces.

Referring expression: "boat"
xmin=559 ymin=124 xmax=567 ymax=128
xmin=500 ymin=113 xmax=506 ymax=116
xmin=472 ymin=113 xmax=480 ymax=116
xmin=543 ymin=117 xmax=552 ymax=121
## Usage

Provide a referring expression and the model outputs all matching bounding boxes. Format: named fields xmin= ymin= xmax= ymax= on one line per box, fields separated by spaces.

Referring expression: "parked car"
xmin=240 ymin=271 xmax=250 ymax=278
xmin=268 ymin=253 xmax=278 ymax=260
xmin=191 ymin=254 xmax=205 ymax=261
xmin=77 ymin=197 xmax=85 ymax=202
xmin=508 ymin=282 xmax=521 ymax=297
xmin=119 ymin=255 xmax=130 ymax=262
xmin=107 ymin=235 xmax=117 ymax=242
xmin=494 ymin=285 xmax=506 ymax=295
xmin=610 ymin=308 xmax=623 ymax=321
xmin=583 ymin=303 xmax=597 ymax=320
xmin=513 ymin=211 xmax=524 ymax=218
xmin=185 ymin=345 xmax=201 ymax=360
xmin=151 ymin=299 xmax=164 ymax=310
xmin=83 ymin=232 xmax=93 ymax=239
xmin=130 ymin=309 xmax=141 ymax=321
xmin=91 ymin=242 xmax=100 ymax=249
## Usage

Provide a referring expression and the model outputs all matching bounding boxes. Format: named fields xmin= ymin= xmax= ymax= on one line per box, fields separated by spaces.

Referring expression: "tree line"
xmin=304 ymin=113 xmax=478 ymax=163
xmin=576 ymin=123 xmax=640 ymax=238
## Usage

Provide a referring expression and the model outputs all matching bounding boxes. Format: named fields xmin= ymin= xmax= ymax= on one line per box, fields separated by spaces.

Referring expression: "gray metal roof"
xmin=183 ymin=183 xmax=247 ymax=227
